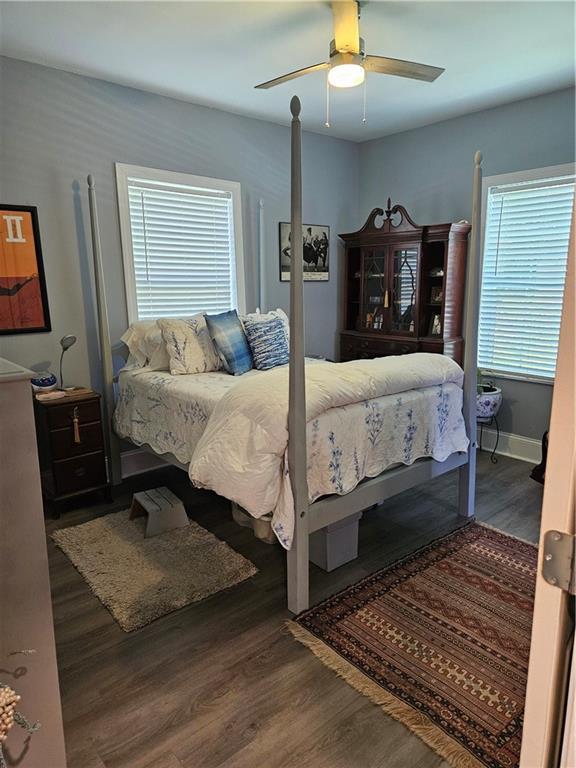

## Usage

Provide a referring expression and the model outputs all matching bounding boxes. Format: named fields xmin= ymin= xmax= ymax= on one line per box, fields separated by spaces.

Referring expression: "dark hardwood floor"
xmin=45 ymin=453 xmax=543 ymax=768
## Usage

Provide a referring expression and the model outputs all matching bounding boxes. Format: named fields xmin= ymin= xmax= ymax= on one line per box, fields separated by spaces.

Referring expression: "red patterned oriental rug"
xmin=290 ymin=524 xmax=537 ymax=768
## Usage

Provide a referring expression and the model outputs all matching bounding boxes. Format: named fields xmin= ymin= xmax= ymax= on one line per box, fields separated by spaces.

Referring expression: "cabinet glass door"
xmin=361 ymin=250 xmax=388 ymax=330
xmin=391 ymin=247 xmax=418 ymax=334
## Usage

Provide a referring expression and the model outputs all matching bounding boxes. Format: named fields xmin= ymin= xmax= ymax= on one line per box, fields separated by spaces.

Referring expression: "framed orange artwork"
xmin=0 ymin=205 xmax=51 ymax=334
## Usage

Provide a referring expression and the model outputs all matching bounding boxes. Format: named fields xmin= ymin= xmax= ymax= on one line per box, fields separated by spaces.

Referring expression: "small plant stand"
xmin=477 ymin=415 xmax=500 ymax=464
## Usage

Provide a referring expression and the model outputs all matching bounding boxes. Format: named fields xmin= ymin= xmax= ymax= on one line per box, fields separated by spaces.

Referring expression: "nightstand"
xmin=34 ymin=390 xmax=111 ymax=516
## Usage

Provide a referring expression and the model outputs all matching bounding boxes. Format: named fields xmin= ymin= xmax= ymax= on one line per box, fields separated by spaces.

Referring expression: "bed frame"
xmin=87 ymin=96 xmax=482 ymax=614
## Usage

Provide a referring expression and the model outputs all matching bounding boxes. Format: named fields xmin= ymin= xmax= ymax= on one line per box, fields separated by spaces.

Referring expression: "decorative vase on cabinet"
xmin=339 ymin=200 xmax=471 ymax=365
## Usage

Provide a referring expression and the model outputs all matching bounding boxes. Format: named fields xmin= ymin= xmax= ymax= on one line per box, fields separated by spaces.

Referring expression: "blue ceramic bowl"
xmin=31 ymin=371 xmax=58 ymax=392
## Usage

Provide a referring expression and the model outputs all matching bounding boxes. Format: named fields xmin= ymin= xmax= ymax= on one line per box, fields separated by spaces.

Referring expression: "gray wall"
xmin=359 ymin=88 xmax=576 ymax=440
xmin=0 ymin=57 xmax=359 ymax=388
xmin=1 ymin=56 xmax=572 ymax=442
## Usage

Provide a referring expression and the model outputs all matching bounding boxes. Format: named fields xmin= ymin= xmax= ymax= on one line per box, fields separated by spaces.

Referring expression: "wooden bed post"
xmin=258 ymin=198 xmax=266 ymax=311
xmin=458 ymin=151 xmax=482 ymax=518
xmin=286 ymin=96 xmax=310 ymax=614
xmin=87 ymin=174 xmax=122 ymax=486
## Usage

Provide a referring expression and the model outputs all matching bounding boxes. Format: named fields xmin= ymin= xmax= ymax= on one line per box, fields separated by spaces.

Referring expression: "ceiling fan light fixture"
xmin=328 ymin=62 xmax=365 ymax=88
xmin=254 ymin=3 xmax=445 ymax=95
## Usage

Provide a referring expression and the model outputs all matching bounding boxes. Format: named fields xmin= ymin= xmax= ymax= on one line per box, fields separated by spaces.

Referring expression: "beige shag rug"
xmin=52 ymin=509 xmax=258 ymax=631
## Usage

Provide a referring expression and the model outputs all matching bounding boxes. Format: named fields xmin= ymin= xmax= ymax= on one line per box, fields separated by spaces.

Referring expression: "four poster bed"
xmin=87 ymin=96 xmax=483 ymax=614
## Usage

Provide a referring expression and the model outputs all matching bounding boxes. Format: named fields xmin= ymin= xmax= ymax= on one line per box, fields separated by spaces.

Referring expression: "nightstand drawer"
xmin=47 ymin=399 xmax=101 ymax=430
xmin=53 ymin=451 xmax=107 ymax=496
xmin=50 ymin=422 xmax=104 ymax=460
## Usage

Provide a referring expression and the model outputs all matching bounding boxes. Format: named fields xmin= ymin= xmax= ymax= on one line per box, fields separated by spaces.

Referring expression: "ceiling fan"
xmin=255 ymin=0 xmax=444 ymax=91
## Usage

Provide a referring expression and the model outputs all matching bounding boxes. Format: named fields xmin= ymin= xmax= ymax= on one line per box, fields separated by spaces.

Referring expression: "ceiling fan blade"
xmin=255 ymin=62 xmax=330 ymax=89
xmin=331 ymin=0 xmax=360 ymax=54
xmin=364 ymin=55 xmax=444 ymax=82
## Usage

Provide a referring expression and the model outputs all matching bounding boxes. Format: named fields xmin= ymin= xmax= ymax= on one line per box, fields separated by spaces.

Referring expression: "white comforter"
xmin=189 ymin=354 xmax=469 ymax=549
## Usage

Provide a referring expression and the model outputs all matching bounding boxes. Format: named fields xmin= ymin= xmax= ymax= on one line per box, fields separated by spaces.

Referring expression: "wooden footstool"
xmin=129 ymin=487 xmax=189 ymax=538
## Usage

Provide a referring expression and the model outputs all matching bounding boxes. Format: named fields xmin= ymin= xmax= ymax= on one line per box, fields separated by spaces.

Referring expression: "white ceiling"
xmin=0 ymin=1 xmax=574 ymax=142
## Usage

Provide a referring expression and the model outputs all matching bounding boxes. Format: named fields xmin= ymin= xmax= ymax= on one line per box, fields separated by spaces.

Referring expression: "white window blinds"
xmin=478 ymin=174 xmax=574 ymax=380
xmin=116 ymin=166 xmax=243 ymax=321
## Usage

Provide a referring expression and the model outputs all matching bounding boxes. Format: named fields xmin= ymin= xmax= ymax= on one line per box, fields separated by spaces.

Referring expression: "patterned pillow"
xmin=205 ymin=310 xmax=253 ymax=375
xmin=243 ymin=316 xmax=289 ymax=371
xmin=158 ymin=315 xmax=221 ymax=375
xmin=241 ymin=308 xmax=289 ymax=343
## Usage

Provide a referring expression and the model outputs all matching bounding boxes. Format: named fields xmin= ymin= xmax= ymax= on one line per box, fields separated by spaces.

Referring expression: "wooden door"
xmin=520 ymin=205 xmax=575 ymax=767
xmin=560 ymin=650 xmax=575 ymax=767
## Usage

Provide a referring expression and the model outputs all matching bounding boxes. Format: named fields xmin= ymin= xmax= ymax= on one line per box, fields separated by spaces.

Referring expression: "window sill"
xmin=479 ymin=370 xmax=554 ymax=387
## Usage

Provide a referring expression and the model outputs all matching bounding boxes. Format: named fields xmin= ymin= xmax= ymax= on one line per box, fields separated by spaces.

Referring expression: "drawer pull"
xmin=72 ymin=407 xmax=81 ymax=444
xmin=74 ymin=466 xmax=87 ymax=478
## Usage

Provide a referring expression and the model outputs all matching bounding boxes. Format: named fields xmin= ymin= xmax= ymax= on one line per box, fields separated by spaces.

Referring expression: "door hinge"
xmin=542 ymin=530 xmax=576 ymax=596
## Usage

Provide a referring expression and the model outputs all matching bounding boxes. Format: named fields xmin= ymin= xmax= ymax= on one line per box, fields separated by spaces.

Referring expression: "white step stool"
xmin=129 ymin=487 xmax=189 ymax=538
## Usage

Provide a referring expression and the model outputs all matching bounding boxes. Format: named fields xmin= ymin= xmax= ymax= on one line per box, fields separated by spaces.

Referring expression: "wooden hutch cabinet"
xmin=339 ymin=201 xmax=471 ymax=365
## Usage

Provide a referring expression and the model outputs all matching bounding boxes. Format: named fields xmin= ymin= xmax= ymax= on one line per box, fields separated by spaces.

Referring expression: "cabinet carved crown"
xmin=339 ymin=203 xmax=471 ymax=366
xmin=358 ymin=199 xmax=420 ymax=235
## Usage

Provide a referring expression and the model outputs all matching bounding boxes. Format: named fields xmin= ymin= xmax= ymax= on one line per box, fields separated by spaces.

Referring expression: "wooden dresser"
xmin=339 ymin=201 xmax=471 ymax=365
xmin=0 ymin=358 xmax=67 ymax=767
xmin=34 ymin=389 xmax=110 ymax=514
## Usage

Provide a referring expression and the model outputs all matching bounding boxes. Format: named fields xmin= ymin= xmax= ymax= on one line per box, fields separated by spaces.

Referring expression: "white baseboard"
xmin=120 ymin=448 xmax=169 ymax=478
xmin=478 ymin=428 xmax=542 ymax=464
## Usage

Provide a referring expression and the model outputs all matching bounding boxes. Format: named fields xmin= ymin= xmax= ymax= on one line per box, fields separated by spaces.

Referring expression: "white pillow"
xmin=142 ymin=323 xmax=171 ymax=371
xmin=242 ymin=308 xmax=289 ymax=341
xmin=158 ymin=315 xmax=222 ymax=375
xmin=120 ymin=321 xmax=156 ymax=367
xmin=120 ymin=320 xmax=171 ymax=370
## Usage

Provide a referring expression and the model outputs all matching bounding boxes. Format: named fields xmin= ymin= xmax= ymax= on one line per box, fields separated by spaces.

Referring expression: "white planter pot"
xmin=476 ymin=387 xmax=502 ymax=419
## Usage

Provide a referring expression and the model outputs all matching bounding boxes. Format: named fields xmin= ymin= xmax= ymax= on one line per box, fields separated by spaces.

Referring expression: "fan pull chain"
xmin=362 ymin=74 xmax=367 ymax=124
xmin=325 ymin=74 xmax=331 ymax=128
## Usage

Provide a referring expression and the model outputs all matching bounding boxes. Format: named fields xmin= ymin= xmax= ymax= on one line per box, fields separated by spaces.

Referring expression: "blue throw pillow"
xmin=243 ymin=316 xmax=289 ymax=371
xmin=205 ymin=310 xmax=253 ymax=375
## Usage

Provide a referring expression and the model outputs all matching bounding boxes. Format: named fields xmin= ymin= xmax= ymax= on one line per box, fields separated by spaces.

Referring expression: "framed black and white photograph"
xmin=279 ymin=222 xmax=329 ymax=282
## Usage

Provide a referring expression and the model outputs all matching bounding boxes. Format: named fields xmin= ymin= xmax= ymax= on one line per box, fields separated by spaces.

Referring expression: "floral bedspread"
xmin=189 ymin=354 xmax=469 ymax=549
xmin=113 ymin=368 xmax=251 ymax=463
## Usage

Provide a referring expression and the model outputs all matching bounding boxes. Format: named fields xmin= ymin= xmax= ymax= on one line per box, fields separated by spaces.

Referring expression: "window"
xmin=116 ymin=164 xmax=245 ymax=322
xmin=478 ymin=166 xmax=574 ymax=381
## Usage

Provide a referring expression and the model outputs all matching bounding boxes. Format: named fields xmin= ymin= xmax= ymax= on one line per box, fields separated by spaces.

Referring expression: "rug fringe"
xmin=287 ymin=621 xmax=484 ymax=768
xmin=477 ymin=521 xmax=538 ymax=548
